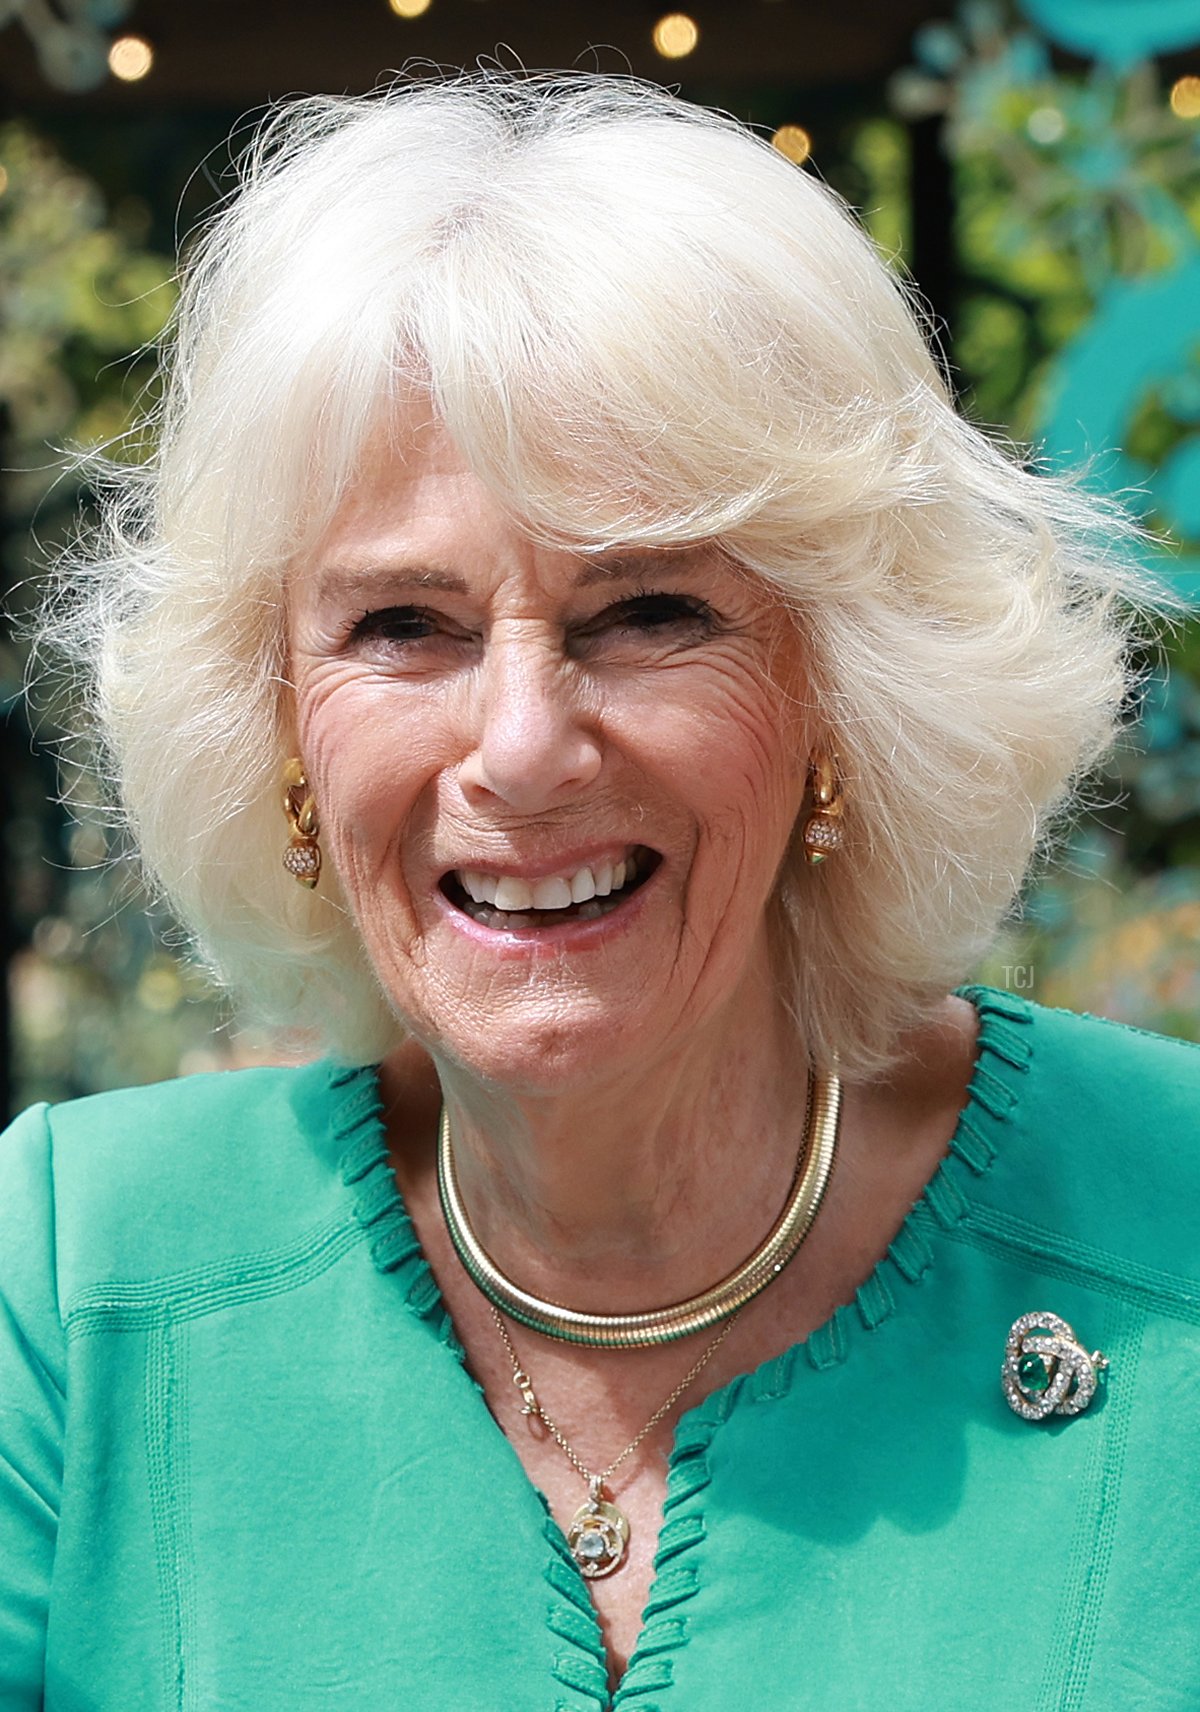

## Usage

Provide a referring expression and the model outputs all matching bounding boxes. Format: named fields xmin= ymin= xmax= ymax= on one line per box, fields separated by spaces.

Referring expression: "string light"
xmin=771 ymin=124 xmax=812 ymax=164
xmin=1170 ymin=76 xmax=1200 ymax=120
xmin=108 ymin=35 xmax=153 ymax=81
xmin=652 ymin=14 xmax=699 ymax=58
xmin=388 ymin=0 xmax=433 ymax=15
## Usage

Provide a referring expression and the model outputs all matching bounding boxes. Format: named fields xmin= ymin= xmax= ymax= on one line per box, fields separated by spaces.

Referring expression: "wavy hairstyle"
xmin=44 ymin=72 xmax=1150 ymax=1076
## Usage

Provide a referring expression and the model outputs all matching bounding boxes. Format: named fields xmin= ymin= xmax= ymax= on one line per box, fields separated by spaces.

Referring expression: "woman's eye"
xmin=587 ymin=592 xmax=716 ymax=638
xmin=347 ymin=606 xmax=443 ymax=646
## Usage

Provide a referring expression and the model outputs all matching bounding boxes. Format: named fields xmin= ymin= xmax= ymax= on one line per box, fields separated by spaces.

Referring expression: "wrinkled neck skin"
xmin=383 ymin=946 xmax=814 ymax=1314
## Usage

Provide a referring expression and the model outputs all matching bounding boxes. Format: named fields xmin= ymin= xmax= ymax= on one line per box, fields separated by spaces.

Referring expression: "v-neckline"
xmin=331 ymin=982 xmax=1032 ymax=1708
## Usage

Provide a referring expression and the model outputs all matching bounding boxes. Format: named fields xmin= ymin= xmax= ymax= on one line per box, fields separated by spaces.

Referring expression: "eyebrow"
xmin=312 ymin=550 xmax=703 ymax=603
xmin=574 ymin=552 xmax=701 ymax=588
xmin=312 ymin=565 xmax=467 ymax=603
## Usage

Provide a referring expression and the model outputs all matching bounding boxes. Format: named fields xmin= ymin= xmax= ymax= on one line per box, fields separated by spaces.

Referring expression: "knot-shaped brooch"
xmin=1002 ymin=1312 xmax=1108 ymax=1422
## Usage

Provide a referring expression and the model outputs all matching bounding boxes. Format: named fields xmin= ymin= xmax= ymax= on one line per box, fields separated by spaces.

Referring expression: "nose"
xmin=457 ymin=629 xmax=603 ymax=813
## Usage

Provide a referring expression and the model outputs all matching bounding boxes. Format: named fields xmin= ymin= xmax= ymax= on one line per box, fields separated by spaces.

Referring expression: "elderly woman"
xmin=2 ymin=73 xmax=1198 ymax=1711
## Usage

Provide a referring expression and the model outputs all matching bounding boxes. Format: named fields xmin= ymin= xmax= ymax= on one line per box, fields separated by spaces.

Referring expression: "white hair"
xmin=44 ymin=71 xmax=1153 ymax=1076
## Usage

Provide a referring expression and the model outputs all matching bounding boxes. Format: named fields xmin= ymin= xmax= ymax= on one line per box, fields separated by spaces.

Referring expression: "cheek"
xmin=628 ymin=665 xmax=807 ymax=845
xmin=295 ymin=677 xmax=442 ymax=873
xmin=662 ymin=689 xmax=809 ymax=965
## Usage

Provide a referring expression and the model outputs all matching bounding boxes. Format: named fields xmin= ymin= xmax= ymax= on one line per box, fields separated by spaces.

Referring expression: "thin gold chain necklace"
xmin=490 ymin=1303 xmax=741 ymax=1578
xmin=438 ymin=1070 xmax=842 ymax=1348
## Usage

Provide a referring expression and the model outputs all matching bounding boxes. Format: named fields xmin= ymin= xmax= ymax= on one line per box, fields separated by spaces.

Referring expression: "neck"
xmin=397 ymin=973 xmax=814 ymax=1316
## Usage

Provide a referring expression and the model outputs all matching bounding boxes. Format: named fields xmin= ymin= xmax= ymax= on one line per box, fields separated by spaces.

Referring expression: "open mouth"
xmin=440 ymin=846 xmax=661 ymax=930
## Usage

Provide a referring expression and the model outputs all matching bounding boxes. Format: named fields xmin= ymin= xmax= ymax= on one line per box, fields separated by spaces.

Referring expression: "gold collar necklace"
xmin=436 ymin=1069 xmax=842 ymax=1349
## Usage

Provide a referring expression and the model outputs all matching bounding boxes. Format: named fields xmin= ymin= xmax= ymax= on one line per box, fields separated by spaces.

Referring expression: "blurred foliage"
xmin=888 ymin=0 xmax=1200 ymax=1035
xmin=0 ymin=119 xmax=238 ymax=1108
xmin=0 ymin=122 xmax=172 ymax=492
xmin=847 ymin=116 xmax=912 ymax=266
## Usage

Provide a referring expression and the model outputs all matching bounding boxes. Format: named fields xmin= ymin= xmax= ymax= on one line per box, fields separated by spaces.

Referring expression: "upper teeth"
xmin=456 ymin=855 xmax=633 ymax=912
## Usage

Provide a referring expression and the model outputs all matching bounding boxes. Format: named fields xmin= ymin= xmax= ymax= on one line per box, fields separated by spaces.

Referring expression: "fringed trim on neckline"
xmin=334 ymin=1068 xmax=614 ymax=1707
xmin=332 ymin=1064 xmax=464 ymax=1357
xmin=656 ymin=984 xmax=1035 ymax=1408
xmin=327 ymin=986 xmax=1032 ymax=1712
xmin=605 ymin=985 xmax=1032 ymax=1710
xmin=608 ymin=1403 xmax=729 ymax=1710
xmin=798 ymin=983 xmax=1032 ymax=1373
xmin=544 ymin=1518 xmax=612 ymax=1709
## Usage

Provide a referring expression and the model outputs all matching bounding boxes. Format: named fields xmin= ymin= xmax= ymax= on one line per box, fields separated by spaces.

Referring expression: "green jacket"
xmin=2 ymin=987 xmax=1198 ymax=1710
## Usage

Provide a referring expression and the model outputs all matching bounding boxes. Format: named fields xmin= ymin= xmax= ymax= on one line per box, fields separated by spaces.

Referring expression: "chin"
xmin=420 ymin=996 xmax=647 ymax=1096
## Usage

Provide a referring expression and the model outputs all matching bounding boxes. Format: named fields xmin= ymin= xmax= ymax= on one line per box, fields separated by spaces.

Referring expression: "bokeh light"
xmin=771 ymin=124 xmax=812 ymax=164
xmin=388 ymin=0 xmax=433 ymax=16
xmin=1026 ymin=105 xmax=1067 ymax=144
xmin=652 ymin=14 xmax=699 ymax=59
xmin=1169 ymin=76 xmax=1200 ymax=119
xmin=108 ymin=35 xmax=153 ymax=81
xmin=0 ymin=165 xmax=8 ymax=197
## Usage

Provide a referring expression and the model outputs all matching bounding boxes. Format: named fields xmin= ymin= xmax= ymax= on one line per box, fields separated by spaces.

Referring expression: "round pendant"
xmin=567 ymin=1495 xmax=630 ymax=1579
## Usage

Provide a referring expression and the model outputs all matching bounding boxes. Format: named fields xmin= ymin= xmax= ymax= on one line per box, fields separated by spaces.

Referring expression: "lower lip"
xmin=432 ymin=868 xmax=659 ymax=958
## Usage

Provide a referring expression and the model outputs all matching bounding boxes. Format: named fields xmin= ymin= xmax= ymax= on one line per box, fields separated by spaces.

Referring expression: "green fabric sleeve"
xmin=0 ymin=1104 xmax=66 ymax=1711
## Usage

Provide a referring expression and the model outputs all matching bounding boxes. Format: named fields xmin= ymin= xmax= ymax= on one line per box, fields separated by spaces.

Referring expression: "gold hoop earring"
xmin=282 ymin=758 xmax=321 ymax=889
xmin=802 ymin=753 xmax=845 ymax=865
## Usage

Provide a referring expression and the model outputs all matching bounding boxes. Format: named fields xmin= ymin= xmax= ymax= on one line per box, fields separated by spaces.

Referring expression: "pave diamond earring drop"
xmin=802 ymin=752 xmax=845 ymax=865
xmin=282 ymin=758 xmax=321 ymax=889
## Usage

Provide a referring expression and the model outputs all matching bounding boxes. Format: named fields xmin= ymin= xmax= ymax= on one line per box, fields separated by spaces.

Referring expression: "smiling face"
xmin=287 ymin=419 xmax=812 ymax=1093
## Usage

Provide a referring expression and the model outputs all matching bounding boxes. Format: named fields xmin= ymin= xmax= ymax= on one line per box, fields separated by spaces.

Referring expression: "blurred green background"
xmin=2 ymin=0 xmax=1199 ymax=1115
